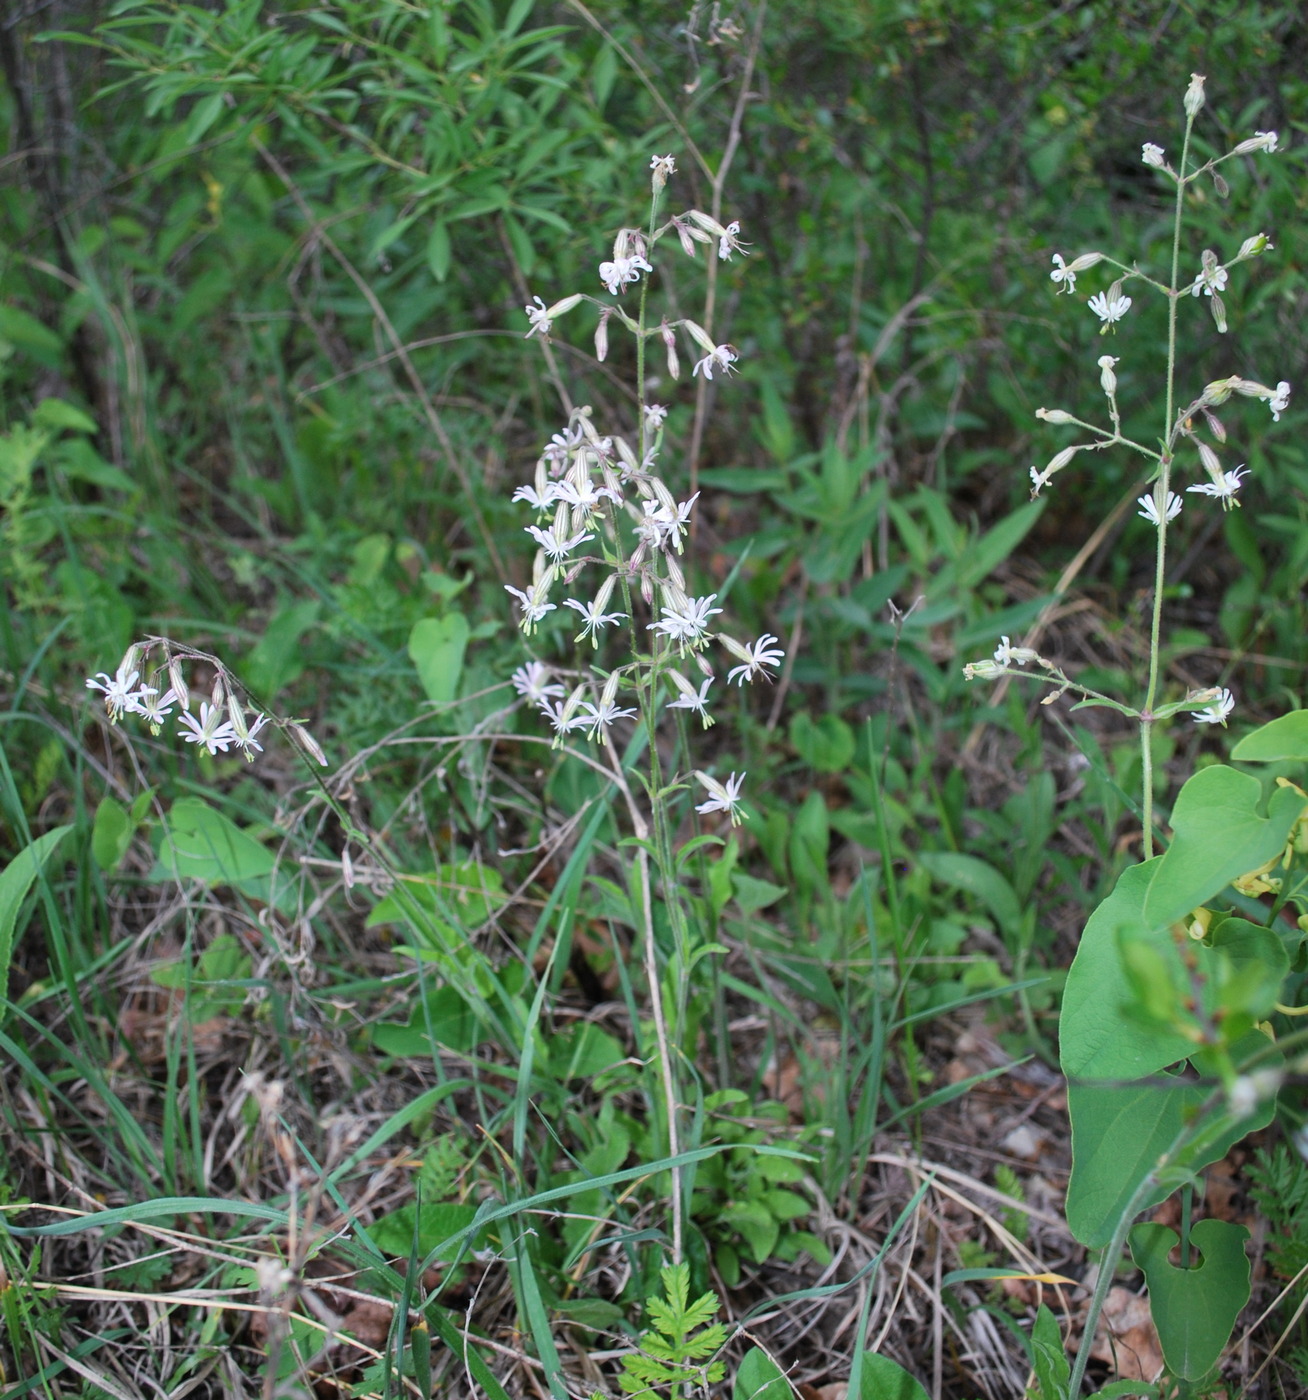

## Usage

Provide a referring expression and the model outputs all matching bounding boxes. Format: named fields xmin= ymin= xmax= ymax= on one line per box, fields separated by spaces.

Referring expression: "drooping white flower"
xmin=691 ymin=345 xmax=739 ymax=381
xmin=234 ymin=713 xmax=269 ymax=762
xmin=694 ymin=770 xmax=746 ymax=825
xmin=1192 ymin=687 xmax=1235 ymax=726
xmin=1187 ymin=465 xmax=1249 ymax=508
xmin=505 ymin=582 xmax=558 ymax=631
xmin=1050 ymin=253 xmax=1077 ymax=294
xmin=1088 ymin=288 xmax=1132 ymax=325
xmin=1190 ymin=256 xmax=1228 ymax=298
xmin=525 ymin=296 xmax=552 ymax=338
xmin=598 ymin=254 xmax=653 ymax=296
xmin=1234 ymin=130 xmax=1279 ymax=155
xmin=1137 ymin=491 xmax=1183 ymax=527
xmin=137 ymin=686 xmax=180 ymax=735
xmin=725 ymin=633 xmax=785 ymax=686
xmin=539 ymin=694 xmax=587 ymax=737
xmin=511 ymin=661 xmax=566 ymax=705
xmin=1142 ymin=143 xmax=1166 ymax=168
xmin=178 ymin=701 xmax=237 ymax=756
xmin=1098 ymin=354 xmax=1119 ymax=396
xmin=577 ymin=699 xmax=638 ymax=743
xmin=86 ymin=664 xmax=150 ymax=724
xmin=650 ymin=153 xmax=677 ymax=189
xmin=525 ymin=522 xmax=594 ymax=563
xmin=993 ymin=636 xmax=1039 ymax=667
xmin=718 ymin=220 xmax=749 ymax=261
xmin=512 ymin=482 xmax=560 ymax=511
xmin=648 ymin=594 xmax=724 ymax=649
xmin=643 ymin=403 xmax=668 ymax=432
xmin=553 ymin=478 xmax=621 ymax=514
xmin=666 ymin=673 xmax=714 ymax=727
xmin=1267 ymin=381 xmax=1291 ymax=422
xmin=564 ymin=596 xmax=628 ymax=646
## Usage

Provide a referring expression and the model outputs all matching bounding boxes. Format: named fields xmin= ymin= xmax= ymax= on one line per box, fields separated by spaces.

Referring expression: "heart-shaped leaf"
xmin=1143 ymin=765 xmax=1302 ymax=928
xmin=1130 ymin=1218 xmax=1251 ymax=1380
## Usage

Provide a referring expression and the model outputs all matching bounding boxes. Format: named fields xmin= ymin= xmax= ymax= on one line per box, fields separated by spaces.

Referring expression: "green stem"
xmin=1140 ymin=109 xmax=1196 ymax=859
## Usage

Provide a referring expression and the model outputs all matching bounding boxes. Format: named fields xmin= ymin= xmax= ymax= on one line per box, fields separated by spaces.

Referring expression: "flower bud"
xmin=1236 ymin=232 xmax=1272 ymax=260
xmin=1036 ymin=407 xmax=1075 ymax=424
xmin=594 ymin=309 xmax=611 ymax=363
xmin=1183 ymin=73 xmax=1206 ymax=117
xmin=660 ymin=318 xmax=680 ymax=378
xmin=1098 ymin=354 xmax=1118 ymax=397
xmin=168 ymin=655 xmax=191 ymax=711
xmin=1201 ymin=408 xmax=1227 ymax=443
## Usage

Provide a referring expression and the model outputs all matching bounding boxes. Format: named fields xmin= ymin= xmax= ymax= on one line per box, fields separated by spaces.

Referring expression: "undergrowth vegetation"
xmin=1 ymin=1 xmax=1307 ymax=1397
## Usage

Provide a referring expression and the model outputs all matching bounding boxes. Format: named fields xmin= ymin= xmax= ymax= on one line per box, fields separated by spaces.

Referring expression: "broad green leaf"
xmin=789 ymin=711 xmax=855 ymax=774
xmin=373 ymin=985 xmax=479 ymax=1056
xmin=0 ymin=825 xmax=73 ymax=1010
xmin=918 ymin=851 xmax=1022 ymax=937
xmin=1065 ymin=1059 xmax=1273 ymax=1248
xmin=1130 ymin=1219 xmax=1251 ymax=1380
xmin=367 ymin=1201 xmax=482 ymax=1260
xmin=734 ymin=1347 xmax=793 ymax=1400
xmin=1231 ymin=709 xmax=1308 ymax=762
xmin=149 ymin=798 xmax=290 ymax=910
xmin=1062 ymin=860 xmax=1208 ymax=1081
xmin=856 ymin=1351 xmax=931 ymax=1400
xmin=242 ymin=598 xmax=321 ymax=698
xmin=732 ymin=874 xmax=788 ymax=915
xmin=408 ymin=612 xmax=469 ymax=705
xmin=1143 ymin=765 xmax=1303 ymax=928
xmin=91 ymin=797 xmax=133 ymax=870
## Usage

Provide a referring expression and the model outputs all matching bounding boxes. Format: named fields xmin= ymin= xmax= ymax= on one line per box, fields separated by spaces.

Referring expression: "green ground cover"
xmin=1 ymin=2 xmax=1307 ymax=1396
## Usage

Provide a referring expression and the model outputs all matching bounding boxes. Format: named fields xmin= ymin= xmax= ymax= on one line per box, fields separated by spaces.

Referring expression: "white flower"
xmin=598 ymin=254 xmax=653 ymax=296
xmin=234 ymin=713 xmax=269 ymax=761
xmin=1190 ymin=261 xmax=1228 ymax=297
xmin=178 ymin=701 xmax=237 ymax=755
xmin=650 ymin=153 xmax=676 ymax=188
xmin=512 ymin=482 xmax=560 ymax=510
xmin=1142 ymin=143 xmax=1166 ymax=168
xmin=1098 ymin=354 xmax=1118 ymax=396
xmin=1088 ymin=289 xmax=1131 ymax=325
xmin=577 ymin=700 xmax=638 ymax=743
xmin=648 ymin=594 xmax=723 ymax=649
xmin=717 ymin=220 xmax=749 ymax=261
xmin=694 ymin=770 xmax=746 ymax=825
xmin=667 ymin=674 xmax=714 ymax=727
xmin=1268 ymin=381 xmax=1290 ymax=422
xmin=564 ymin=596 xmax=628 ymax=645
xmin=505 ymin=582 xmax=558 ymax=630
xmin=1187 ymin=465 xmax=1249 ymax=508
xmin=643 ymin=403 xmax=668 ymax=431
xmin=539 ymin=695 xmax=587 ymax=736
xmin=553 ymin=478 xmax=621 ymax=514
xmin=725 ymin=633 xmax=785 ymax=686
xmin=525 ymin=522 xmax=594 ymax=563
xmin=86 ymin=664 xmax=151 ymax=723
xmin=1137 ymin=491 xmax=1183 ymax=526
xmin=692 ymin=345 xmax=739 ymax=381
xmin=1050 ymin=253 xmax=1077 ymax=294
xmin=137 ymin=686 xmax=180 ymax=735
xmin=1192 ymin=687 xmax=1235 ymax=726
xmin=993 ymin=636 xmax=1039 ymax=667
xmin=511 ymin=661 xmax=566 ymax=704
xmin=524 ymin=296 xmax=551 ymax=338
xmin=1234 ymin=130 xmax=1279 ymax=155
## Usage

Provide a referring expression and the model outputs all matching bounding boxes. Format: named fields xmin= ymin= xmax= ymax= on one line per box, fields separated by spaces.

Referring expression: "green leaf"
xmin=789 ymin=711 xmax=856 ymax=773
xmin=91 ymin=797 xmax=133 ymax=871
xmin=918 ymin=851 xmax=1022 ymax=937
xmin=856 ymin=1351 xmax=931 ymax=1400
xmin=1029 ymin=1303 xmax=1070 ymax=1400
xmin=1231 ymin=709 xmax=1308 ymax=762
xmin=31 ymin=397 xmax=97 ymax=434
xmin=1130 ymin=1219 xmax=1251 ymax=1380
xmin=732 ymin=873 xmax=788 ymax=915
xmin=149 ymin=798 xmax=288 ymax=909
xmin=734 ymin=1347 xmax=793 ymax=1400
xmin=242 ymin=598 xmax=321 ymax=698
xmin=1061 ymin=860 xmax=1204 ymax=1081
xmin=367 ymin=1201 xmax=482 ymax=1260
xmin=1065 ymin=1065 xmax=1274 ymax=1248
xmin=1143 ymin=765 xmax=1303 ymax=928
xmin=408 ymin=611 xmax=469 ymax=705
xmin=0 ymin=826 xmax=73 ymax=1011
